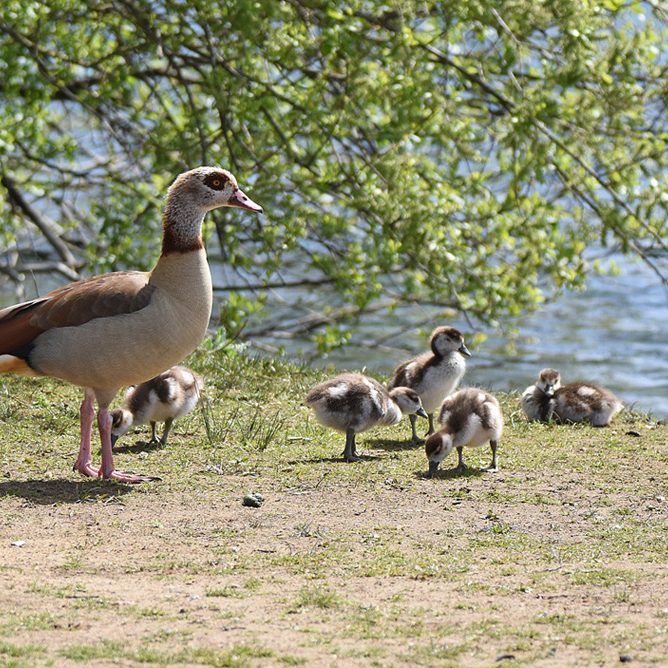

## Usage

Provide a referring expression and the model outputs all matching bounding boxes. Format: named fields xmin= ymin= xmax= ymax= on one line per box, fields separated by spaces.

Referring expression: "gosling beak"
xmin=110 ymin=433 xmax=119 ymax=448
xmin=416 ymin=406 xmax=428 ymax=419
xmin=544 ymin=384 xmax=555 ymax=397
xmin=459 ymin=343 xmax=472 ymax=358
xmin=228 ymin=187 xmax=263 ymax=213
xmin=427 ymin=460 xmax=440 ymax=478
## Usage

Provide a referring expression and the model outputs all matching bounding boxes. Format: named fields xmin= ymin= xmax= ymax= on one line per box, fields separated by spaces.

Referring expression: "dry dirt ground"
xmin=1 ymin=366 xmax=667 ymax=667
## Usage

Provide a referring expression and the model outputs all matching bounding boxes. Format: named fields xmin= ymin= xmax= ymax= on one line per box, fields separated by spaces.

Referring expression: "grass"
xmin=1 ymin=347 xmax=667 ymax=666
xmin=291 ymin=585 xmax=343 ymax=610
xmin=60 ymin=641 xmax=276 ymax=666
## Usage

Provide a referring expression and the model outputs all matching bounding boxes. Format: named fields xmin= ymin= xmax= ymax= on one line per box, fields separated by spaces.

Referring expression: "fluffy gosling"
xmin=521 ymin=367 xmax=559 ymax=422
xmin=388 ymin=326 xmax=471 ymax=445
xmin=425 ymin=388 xmax=504 ymax=477
xmin=305 ymin=372 xmax=428 ymax=462
xmin=111 ymin=366 xmax=204 ymax=447
xmin=522 ymin=368 xmax=623 ymax=426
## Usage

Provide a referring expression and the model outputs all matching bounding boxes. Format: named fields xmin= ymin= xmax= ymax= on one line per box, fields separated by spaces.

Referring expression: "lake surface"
xmin=2 ymin=253 xmax=666 ymax=418
xmin=270 ymin=257 xmax=668 ymax=419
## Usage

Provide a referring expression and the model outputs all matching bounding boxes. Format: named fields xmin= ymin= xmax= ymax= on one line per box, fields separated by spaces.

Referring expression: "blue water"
xmin=2 ymin=254 xmax=667 ymax=418
xmin=274 ymin=258 xmax=668 ymax=419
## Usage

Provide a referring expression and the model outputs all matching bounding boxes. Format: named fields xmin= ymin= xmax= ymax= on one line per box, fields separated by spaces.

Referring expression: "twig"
xmin=1 ymin=174 xmax=78 ymax=268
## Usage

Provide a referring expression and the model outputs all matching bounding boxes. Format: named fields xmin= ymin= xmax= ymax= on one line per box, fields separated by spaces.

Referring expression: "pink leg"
xmin=98 ymin=408 xmax=160 ymax=484
xmin=72 ymin=392 xmax=99 ymax=477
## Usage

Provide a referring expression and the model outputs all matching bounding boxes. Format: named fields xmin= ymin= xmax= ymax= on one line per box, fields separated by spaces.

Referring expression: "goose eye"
xmin=204 ymin=173 xmax=229 ymax=190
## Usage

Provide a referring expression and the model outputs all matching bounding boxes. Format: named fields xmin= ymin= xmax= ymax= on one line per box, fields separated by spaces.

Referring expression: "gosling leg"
xmin=160 ymin=418 xmax=174 ymax=447
xmin=149 ymin=421 xmax=160 ymax=446
xmin=410 ymin=414 xmax=423 ymax=446
xmin=455 ymin=446 xmax=467 ymax=473
xmin=342 ymin=428 xmax=361 ymax=463
xmin=483 ymin=440 xmax=499 ymax=473
xmin=425 ymin=412 xmax=435 ymax=437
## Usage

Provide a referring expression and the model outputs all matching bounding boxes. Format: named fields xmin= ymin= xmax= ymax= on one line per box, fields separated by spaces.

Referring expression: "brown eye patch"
xmin=203 ymin=173 xmax=230 ymax=191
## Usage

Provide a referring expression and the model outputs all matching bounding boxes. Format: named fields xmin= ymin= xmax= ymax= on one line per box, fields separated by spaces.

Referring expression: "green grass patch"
xmin=61 ymin=640 xmax=275 ymax=666
xmin=292 ymin=585 xmax=343 ymax=610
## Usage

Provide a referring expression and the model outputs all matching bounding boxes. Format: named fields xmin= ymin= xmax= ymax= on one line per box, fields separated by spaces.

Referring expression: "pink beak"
xmin=228 ymin=188 xmax=263 ymax=213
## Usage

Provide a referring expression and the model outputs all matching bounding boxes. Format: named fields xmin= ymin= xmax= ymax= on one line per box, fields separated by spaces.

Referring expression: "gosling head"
xmin=110 ymin=408 xmax=134 ymax=447
xmin=425 ymin=430 xmax=455 ymax=478
xmin=431 ymin=326 xmax=471 ymax=358
xmin=389 ymin=387 xmax=428 ymax=418
xmin=536 ymin=368 xmax=561 ymax=397
xmin=167 ymin=167 xmax=263 ymax=214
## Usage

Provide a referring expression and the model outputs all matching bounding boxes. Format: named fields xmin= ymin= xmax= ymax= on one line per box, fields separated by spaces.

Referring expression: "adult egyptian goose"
xmin=111 ymin=366 xmax=204 ymax=448
xmin=388 ymin=326 xmax=471 ymax=445
xmin=0 ymin=167 xmax=262 ymax=483
xmin=304 ymin=372 xmax=428 ymax=462
xmin=425 ymin=388 xmax=504 ymax=477
xmin=522 ymin=368 xmax=623 ymax=426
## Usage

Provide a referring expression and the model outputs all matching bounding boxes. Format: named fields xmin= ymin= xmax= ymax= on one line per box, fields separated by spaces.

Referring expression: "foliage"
xmin=0 ymin=0 xmax=666 ymax=351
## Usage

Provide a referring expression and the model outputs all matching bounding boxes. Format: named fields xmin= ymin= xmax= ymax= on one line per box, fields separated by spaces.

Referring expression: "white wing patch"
xmin=440 ymin=408 xmax=452 ymax=426
xmin=328 ymin=383 xmax=349 ymax=398
xmin=165 ymin=377 xmax=178 ymax=402
xmin=362 ymin=377 xmax=382 ymax=414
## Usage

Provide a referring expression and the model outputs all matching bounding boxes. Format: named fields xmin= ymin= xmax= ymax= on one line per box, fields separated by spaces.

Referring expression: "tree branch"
xmin=1 ymin=174 xmax=79 ymax=269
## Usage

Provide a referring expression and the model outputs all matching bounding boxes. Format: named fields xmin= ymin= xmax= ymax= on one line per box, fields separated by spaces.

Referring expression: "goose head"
xmin=167 ymin=167 xmax=263 ymax=214
xmin=425 ymin=430 xmax=454 ymax=477
xmin=110 ymin=408 xmax=134 ymax=446
xmin=389 ymin=387 xmax=428 ymax=418
xmin=431 ymin=326 xmax=471 ymax=358
xmin=537 ymin=368 xmax=561 ymax=397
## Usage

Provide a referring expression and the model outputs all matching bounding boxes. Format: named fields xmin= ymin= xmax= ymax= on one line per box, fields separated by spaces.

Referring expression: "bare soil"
xmin=1 ymin=458 xmax=667 ymax=667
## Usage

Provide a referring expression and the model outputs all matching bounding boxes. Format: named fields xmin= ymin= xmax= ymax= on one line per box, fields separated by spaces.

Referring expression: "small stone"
xmin=242 ymin=492 xmax=264 ymax=508
xmin=619 ymin=655 xmax=632 ymax=663
xmin=625 ymin=430 xmax=641 ymax=437
xmin=11 ymin=541 xmax=25 ymax=548
xmin=656 ymin=496 xmax=665 ymax=503
xmin=496 ymin=654 xmax=515 ymax=662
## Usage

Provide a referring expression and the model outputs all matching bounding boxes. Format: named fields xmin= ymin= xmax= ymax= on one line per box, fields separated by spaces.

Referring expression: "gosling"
xmin=522 ymin=368 xmax=623 ymax=426
xmin=111 ymin=366 xmax=204 ymax=447
xmin=425 ymin=388 xmax=504 ymax=477
xmin=521 ymin=367 xmax=559 ymax=422
xmin=388 ymin=326 xmax=471 ymax=445
xmin=305 ymin=372 xmax=428 ymax=462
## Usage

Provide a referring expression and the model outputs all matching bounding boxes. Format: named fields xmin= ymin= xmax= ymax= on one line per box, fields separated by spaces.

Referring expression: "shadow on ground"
xmin=413 ymin=467 xmax=486 ymax=481
xmin=365 ymin=437 xmax=420 ymax=452
xmin=286 ymin=453 xmax=381 ymax=465
xmin=0 ymin=478 xmax=137 ymax=504
xmin=113 ymin=439 xmax=161 ymax=454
